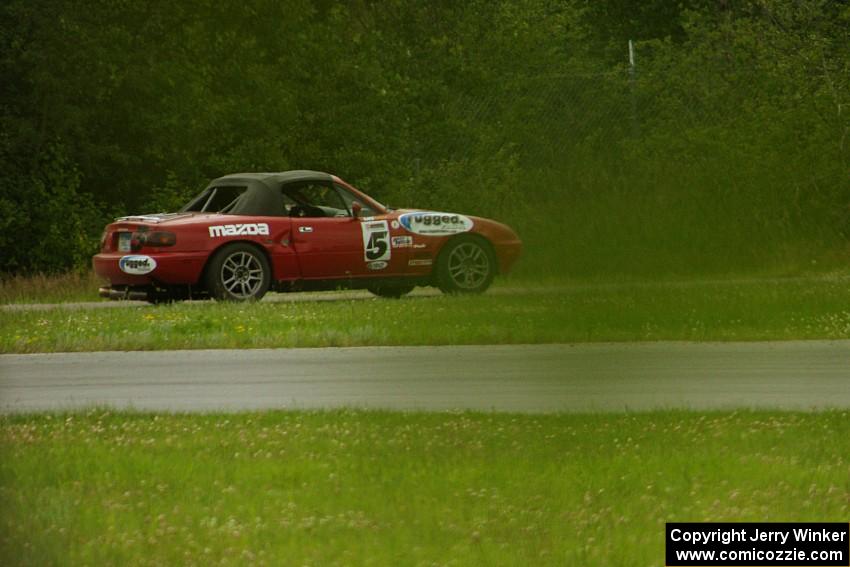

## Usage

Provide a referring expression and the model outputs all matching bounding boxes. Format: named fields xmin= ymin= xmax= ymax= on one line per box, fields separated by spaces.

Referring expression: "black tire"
xmin=435 ymin=236 xmax=496 ymax=294
xmin=205 ymin=243 xmax=271 ymax=301
xmin=367 ymin=283 xmax=415 ymax=299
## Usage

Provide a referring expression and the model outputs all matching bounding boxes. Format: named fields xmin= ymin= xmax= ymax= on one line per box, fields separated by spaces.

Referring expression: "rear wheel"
xmin=366 ymin=283 xmax=415 ymax=299
xmin=205 ymin=243 xmax=271 ymax=301
xmin=436 ymin=236 xmax=495 ymax=294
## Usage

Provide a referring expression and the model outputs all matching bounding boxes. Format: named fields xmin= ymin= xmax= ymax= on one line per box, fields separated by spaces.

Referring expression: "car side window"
xmin=335 ymin=184 xmax=377 ymax=217
xmin=282 ymin=181 xmax=349 ymax=218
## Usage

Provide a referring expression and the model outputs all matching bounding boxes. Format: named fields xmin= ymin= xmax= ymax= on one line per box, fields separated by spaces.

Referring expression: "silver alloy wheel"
xmin=446 ymin=241 xmax=491 ymax=290
xmin=220 ymin=251 xmax=264 ymax=299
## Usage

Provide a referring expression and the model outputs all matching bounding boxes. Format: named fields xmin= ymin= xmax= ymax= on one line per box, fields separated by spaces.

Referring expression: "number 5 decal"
xmin=361 ymin=221 xmax=391 ymax=262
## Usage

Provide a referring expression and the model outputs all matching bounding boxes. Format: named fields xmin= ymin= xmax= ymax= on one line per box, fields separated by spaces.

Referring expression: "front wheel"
xmin=205 ymin=243 xmax=271 ymax=301
xmin=435 ymin=237 xmax=496 ymax=294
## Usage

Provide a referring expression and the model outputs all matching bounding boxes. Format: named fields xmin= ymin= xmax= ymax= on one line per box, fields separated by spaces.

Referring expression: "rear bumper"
xmin=92 ymin=251 xmax=208 ymax=286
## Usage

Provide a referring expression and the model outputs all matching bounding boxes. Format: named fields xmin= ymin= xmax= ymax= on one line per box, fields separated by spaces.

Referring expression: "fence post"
xmin=629 ymin=39 xmax=639 ymax=138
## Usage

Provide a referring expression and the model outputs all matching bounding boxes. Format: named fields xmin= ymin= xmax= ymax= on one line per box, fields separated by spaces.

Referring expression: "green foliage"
xmin=146 ymin=172 xmax=198 ymax=215
xmin=0 ymin=140 xmax=106 ymax=273
xmin=1 ymin=0 xmax=847 ymax=275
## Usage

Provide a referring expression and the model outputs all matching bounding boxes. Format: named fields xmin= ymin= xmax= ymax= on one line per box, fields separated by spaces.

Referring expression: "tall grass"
xmin=509 ymin=158 xmax=849 ymax=279
xmin=0 ymin=272 xmax=105 ymax=304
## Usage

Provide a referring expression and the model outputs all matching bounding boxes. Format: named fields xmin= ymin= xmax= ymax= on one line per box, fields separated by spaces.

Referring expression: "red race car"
xmin=93 ymin=171 xmax=522 ymax=302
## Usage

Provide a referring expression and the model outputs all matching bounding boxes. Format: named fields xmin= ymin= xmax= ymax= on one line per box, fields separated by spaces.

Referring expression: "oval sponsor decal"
xmin=398 ymin=211 xmax=473 ymax=236
xmin=367 ymin=260 xmax=388 ymax=271
xmin=119 ymin=255 xmax=157 ymax=275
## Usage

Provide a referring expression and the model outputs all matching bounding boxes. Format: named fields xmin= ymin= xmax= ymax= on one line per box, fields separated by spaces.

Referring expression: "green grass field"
xmin=4 ymin=275 xmax=850 ymax=353
xmin=3 ymin=274 xmax=848 ymax=565
xmin=1 ymin=410 xmax=848 ymax=566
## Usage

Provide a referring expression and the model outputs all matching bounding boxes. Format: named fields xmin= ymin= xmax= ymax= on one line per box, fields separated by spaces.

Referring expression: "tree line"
xmin=2 ymin=0 xmax=848 ymax=275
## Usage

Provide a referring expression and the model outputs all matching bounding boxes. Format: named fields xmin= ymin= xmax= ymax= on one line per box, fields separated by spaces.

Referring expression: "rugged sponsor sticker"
xmin=119 ymin=255 xmax=157 ymax=275
xmin=398 ymin=211 xmax=473 ymax=236
xmin=361 ymin=220 xmax=391 ymax=262
xmin=408 ymin=259 xmax=433 ymax=267
xmin=208 ymin=223 xmax=270 ymax=237
xmin=367 ymin=260 xmax=388 ymax=270
xmin=391 ymin=235 xmax=413 ymax=248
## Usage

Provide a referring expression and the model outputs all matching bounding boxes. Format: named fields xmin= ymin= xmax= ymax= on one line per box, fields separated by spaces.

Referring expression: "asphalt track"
xmin=2 ymin=341 xmax=849 ymax=413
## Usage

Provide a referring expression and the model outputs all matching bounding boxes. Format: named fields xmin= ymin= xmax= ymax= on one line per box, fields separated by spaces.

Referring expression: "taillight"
xmin=144 ymin=231 xmax=177 ymax=247
xmin=130 ymin=231 xmax=176 ymax=250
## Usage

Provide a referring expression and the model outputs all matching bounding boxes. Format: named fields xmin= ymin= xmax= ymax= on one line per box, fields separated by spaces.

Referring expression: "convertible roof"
xmin=211 ymin=170 xmax=335 ymax=186
xmin=183 ymin=170 xmax=336 ymax=216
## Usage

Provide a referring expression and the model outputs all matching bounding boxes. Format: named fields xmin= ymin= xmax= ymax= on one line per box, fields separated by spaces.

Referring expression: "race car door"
xmin=285 ymin=180 xmax=363 ymax=279
xmin=285 ymin=180 xmax=407 ymax=279
xmin=333 ymin=182 xmax=410 ymax=277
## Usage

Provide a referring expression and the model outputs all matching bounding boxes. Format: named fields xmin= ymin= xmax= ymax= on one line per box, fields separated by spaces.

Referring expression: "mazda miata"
xmin=93 ymin=171 xmax=522 ymax=302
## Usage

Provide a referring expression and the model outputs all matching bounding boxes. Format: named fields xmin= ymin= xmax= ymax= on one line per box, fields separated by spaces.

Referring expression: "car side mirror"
xmin=351 ymin=201 xmax=362 ymax=219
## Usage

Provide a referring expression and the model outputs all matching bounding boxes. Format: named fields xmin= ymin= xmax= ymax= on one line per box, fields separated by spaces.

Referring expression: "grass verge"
xmin=1 ymin=409 xmax=848 ymax=566
xmin=0 ymin=272 xmax=106 ymax=304
xmin=4 ymin=276 xmax=850 ymax=353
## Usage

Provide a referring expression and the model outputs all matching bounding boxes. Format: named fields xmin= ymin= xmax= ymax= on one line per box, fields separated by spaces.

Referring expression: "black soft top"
xmin=213 ymin=170 xmax=334 ymax=186
xmin=181 ymin=170 xmax=335 ymax=216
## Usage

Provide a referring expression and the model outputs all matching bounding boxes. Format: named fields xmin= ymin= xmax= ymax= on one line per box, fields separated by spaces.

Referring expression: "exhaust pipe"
xmin=98 ymin=287 xmax=149 ymax=301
